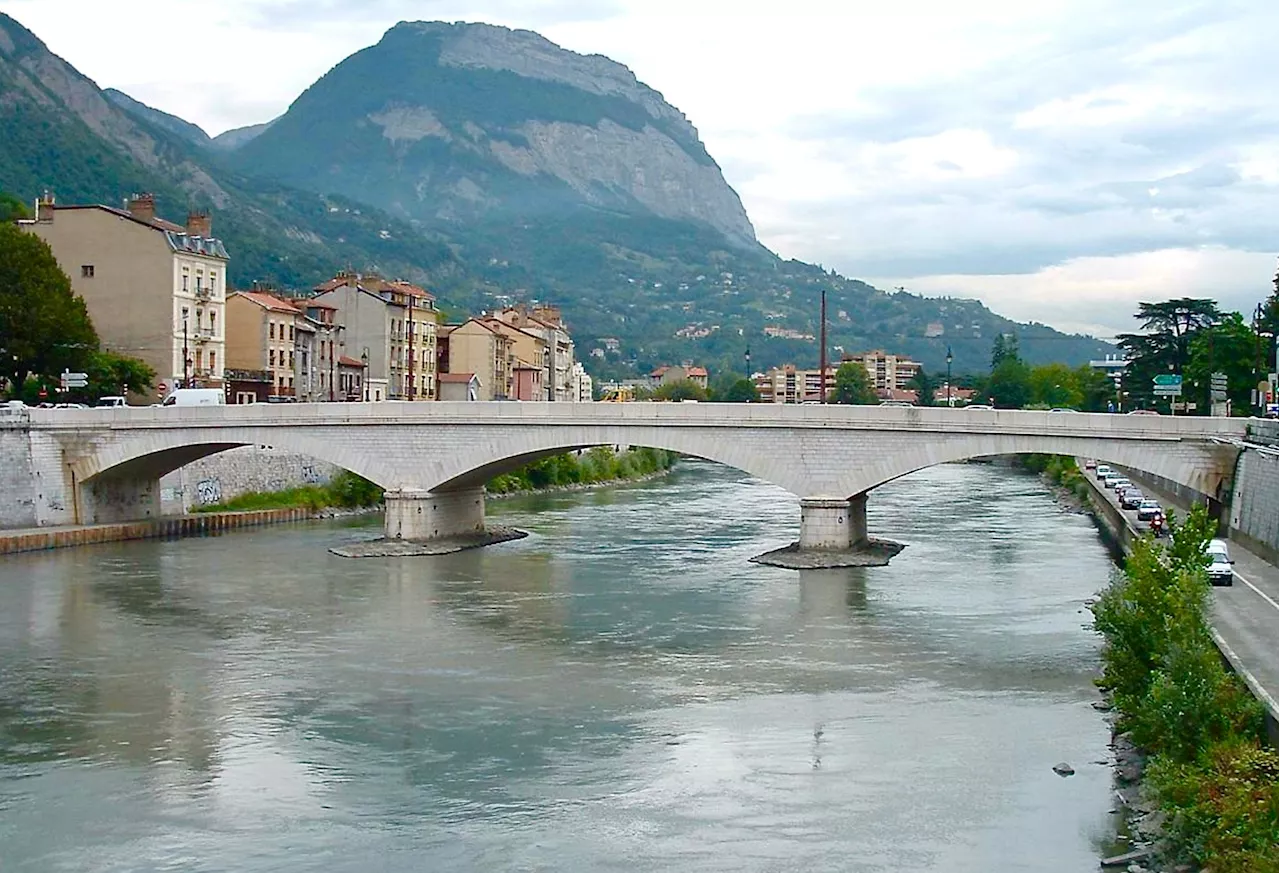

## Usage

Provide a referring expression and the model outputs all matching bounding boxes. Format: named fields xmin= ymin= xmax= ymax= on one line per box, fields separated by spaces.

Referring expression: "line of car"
xmin=1085 ymin=460 xmax=1234 ymax=586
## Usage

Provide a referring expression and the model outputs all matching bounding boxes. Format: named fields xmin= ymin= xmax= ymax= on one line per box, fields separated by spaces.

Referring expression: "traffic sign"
xmin=158 ymin=381 xmax=168 ymax=393
xmin=1153 ymin=384 xmax=1183 ymax=397
xmin=1210 ymin=372 xmax=1228 ymax=389
xmin=1153 ymin=374 xmax=1182 ymax=387
xmin=60 ymin=370 xmax=88 ymax=389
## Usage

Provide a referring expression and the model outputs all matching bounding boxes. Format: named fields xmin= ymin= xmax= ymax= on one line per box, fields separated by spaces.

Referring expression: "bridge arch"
xmin=832 ymin=432 xmax=1238 ymax=503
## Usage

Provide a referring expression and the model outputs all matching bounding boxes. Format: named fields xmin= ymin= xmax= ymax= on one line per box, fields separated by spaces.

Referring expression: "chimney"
xmin=186 ymin=209 xmax=211 ymax=238
xmin=36 ymin=192 xmax=55 ymax=222
xmin=127 ymin=193 xmax=156 ymax=223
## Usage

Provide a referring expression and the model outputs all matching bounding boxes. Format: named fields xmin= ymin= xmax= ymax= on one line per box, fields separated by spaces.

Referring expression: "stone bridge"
xmin=2 ymin=402 xmax=1248 ymax=552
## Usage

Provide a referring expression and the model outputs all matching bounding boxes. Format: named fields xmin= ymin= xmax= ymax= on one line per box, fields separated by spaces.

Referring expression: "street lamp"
xmin=945 ymin=345 xmax=953 ymax=407
xmin=744 ymin=345 xmax=751 ymax=376
xmin=360 ymin=347 xmax=369 ymax=402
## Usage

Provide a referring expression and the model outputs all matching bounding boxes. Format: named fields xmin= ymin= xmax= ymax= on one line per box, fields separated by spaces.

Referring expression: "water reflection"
xmin=0 ymin=460 xmax=1117 ymax=872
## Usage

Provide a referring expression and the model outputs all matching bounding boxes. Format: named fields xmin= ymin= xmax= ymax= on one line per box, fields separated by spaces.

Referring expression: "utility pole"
xmin=818 ymin=289 xmax=828 ymax=403
xmin=946 ymin=346 xmax=953 ymax=407
xmin=182 ymin=314 xmax=190 ymax=389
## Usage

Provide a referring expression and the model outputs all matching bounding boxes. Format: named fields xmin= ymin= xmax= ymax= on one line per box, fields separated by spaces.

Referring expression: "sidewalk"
xmin=1089 ymin=463 xmax=1279 ymax=721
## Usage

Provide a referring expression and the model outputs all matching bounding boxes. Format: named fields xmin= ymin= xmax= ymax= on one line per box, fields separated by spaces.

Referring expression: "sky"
xmin=3 ymin=0 xmax=1276 ymax=339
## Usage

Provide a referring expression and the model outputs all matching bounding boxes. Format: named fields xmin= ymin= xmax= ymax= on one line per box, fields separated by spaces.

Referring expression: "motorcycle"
xmin=1149 ymin=514 xmax=1167 ymax=538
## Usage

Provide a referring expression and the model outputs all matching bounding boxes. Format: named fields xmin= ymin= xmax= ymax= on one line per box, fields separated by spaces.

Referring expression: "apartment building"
xmin=494 ymin=304 xmax=577 ymax=401
xmin=649 ymin=364 xmax=709 ymax=391
xmin=438 ymin=319 xmax=513 ymax=401
xmin=754 ymin=365 xmax=838 ymax=404
xmin=23 ymin=193 xmax=229 ymax=401
xmin=311 ymin=271 xmax=439 ymax=400
xmin=841 ymin=350 xmax=922 ymax=395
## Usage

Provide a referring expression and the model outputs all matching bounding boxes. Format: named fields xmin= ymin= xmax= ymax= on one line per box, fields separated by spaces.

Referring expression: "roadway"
xmin=1082 ymin=463 xmax=1279 ymax=720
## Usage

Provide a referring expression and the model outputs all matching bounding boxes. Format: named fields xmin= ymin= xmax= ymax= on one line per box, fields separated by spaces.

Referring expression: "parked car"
xmin=1205 ymin=539 xmax=1234 ymax=586
xmin=1095 ymin=465 xmax=1114 ymax=480
xmin=1120 ymin=488 xmax=1145 ymax=509
xmin=1136 ymin=500 xmax=1163 ymax=521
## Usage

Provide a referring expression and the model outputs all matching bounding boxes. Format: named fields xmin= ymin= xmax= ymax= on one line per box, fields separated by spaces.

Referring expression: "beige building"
xmin=226 ymin=292 xmax=317 ymax=399
xmin=23 ymin=193 xmax=229 ymax=401
xmin=312 ymin=271 xmax=439 ymax=400
xmin=754 ymin=365 xmax=838 ymax=404
xmin=494 ymin=304 xmax=577 ymax=401
xmin=649 ymin=364 xmax=709 ymax=391
xmin=439 ymin=319 xmax=513 ymax=401
xmin=842 ymin=350 xmax=922 ymax=395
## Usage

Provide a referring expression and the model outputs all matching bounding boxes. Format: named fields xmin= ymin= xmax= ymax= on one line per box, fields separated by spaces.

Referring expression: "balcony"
xmin=195 ymin=285 xmax=212 ymax=301
xmin=191 ymin=327 xmax=216 ymax=343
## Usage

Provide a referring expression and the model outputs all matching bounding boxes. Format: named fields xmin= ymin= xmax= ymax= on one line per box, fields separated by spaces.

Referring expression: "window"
xmin=289 ymin=351 xmax=295 ymax=368
xmin=182 ymin=269 xmax=189 ymax=291
xmin=209 ymin=351 xmax=216 ymax=372
xmin=81 ymin=265 xmax=94 ymax=278
xmin=195 ymin=350 xmax=203 ymax=368
xmin=289 ymin=325 xmax=294 ymax=342
xmin=209 ymin=272 xmax=217 ymax=292
xmin=269 ymin=349 xmax=276 ymax=367
xmin=270 ymin=323 xmax=275 ymax=340
xmin=209 ymin=312 xmax=216 ymax=335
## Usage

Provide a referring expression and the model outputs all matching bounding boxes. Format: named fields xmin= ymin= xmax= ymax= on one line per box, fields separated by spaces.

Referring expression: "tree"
xmin=0 ymin=222 xmax=98 ymax=397
xmin=988 ymin=358 xmax=1031 ymax=408
xmin=1074 ymin=364 xmax=1116 ymax=412
xmin=83 ymin=349 xmax=155 ymax=401
xmin=1028 ymin=362 xmax=1082 ymax=409
xmin=991 ymin=333 xmax=1020 ymax=370
xmin=652 ymin=378 xmax=708 ymax=402
xmin=1186 ymin=313 xmax=1256 ymax=413
xmin=909 ymin=368 xmax=936 ymax=406
xmin=716 ymin=377 xmax=759 ymax=403
xmin=829 ymin=361 xmax=877 ymax=404
xmin=0 ymin=193 xmax=30 ymax=223
xmin=1117 ymin=298 xmax=1222 ymax=409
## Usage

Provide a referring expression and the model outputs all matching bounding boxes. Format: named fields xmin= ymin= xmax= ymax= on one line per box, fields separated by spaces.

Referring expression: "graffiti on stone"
xmin=196 ymin=478 xmax=222 ymax=505
xmin=301 ymin=464 xmax=322 ymax=484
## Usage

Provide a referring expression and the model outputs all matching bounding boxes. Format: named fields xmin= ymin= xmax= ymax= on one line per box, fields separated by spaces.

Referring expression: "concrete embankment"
xmin=0 ymin=507 xmax=324 ymax=555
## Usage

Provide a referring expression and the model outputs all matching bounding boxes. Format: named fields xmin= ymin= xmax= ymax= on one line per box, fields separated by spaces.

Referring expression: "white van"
xmin=97 ymin=396 xmax=128 ymax=408
xmin=160 ymin=388 xmax=224 ymax=407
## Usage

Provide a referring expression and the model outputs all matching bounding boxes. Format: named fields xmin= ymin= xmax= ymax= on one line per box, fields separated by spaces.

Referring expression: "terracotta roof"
xmin=302 ymin=299 xmax=338 ymax=310
xmin=686 ymin=366 xmax=709 ymax=377
xmin=337 ymin=355 xmax=365 ymax=368
xmin=439 ymin=373 xmax=478 ymax=383
xmin=231 ymin=291 xmax=302 ymax=314
xmin=311 ymin=272 xmax=434 ymax=300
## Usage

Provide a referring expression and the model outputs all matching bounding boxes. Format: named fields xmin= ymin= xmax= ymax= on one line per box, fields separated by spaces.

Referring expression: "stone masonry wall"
xmin=159 ymin=446 xmax=340 ymax=514
xmin=0 ymin=422 xmax=37 ymax=528
xmin=1227 ymin=448 xmax=1279 ymax=564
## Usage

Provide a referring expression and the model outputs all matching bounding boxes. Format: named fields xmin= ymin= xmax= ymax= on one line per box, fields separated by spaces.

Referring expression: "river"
xmin=0 ymin=460 xmax=1120 ymax=872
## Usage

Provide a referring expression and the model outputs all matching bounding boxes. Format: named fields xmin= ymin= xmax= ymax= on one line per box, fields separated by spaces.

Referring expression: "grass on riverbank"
xmin=1021 ymin=453 xmax=1091 ymax=501
xmin=1091 ymin=503 xmax=1278 ymax=872
xmin=486 ymin=446 xmax=677 ymax=494
xmin=194 ymin=471 xmax=383 ymax=513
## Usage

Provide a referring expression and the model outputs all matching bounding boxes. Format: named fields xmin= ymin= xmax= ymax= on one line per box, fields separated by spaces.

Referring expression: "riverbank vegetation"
xmin=194 ymin=470 xmax=383 ymax=513
xmin=486 ymin=446 xmax=677 ymax=494
xmin=1019 ymin=454 xmax=1091 ymax=501
xmin=195 ymin=448 xmax=679 ymax=511
xmin=1091 ymin=504 xmax=1277 ymax=872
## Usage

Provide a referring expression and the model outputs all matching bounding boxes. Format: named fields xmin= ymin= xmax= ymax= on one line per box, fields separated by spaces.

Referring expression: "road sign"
xmin=60 ymin=370 xmax=88 ymax=389
xmin=1210 ymin=373 xmax=1228 ymax=391
xmin=1211 ymin=389 xmax=1227 ymax=402
xmin=1153 ymin=374 xmax=1182 ymax=387
xmin=1154 ymin=384 xmax=1183 ymax=397
xmin=158 ymin=381 xmax=168 ymax=393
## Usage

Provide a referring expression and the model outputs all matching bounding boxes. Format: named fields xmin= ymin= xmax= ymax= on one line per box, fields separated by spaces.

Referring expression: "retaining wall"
xmin=158 ymin=446 xmax=339 ymax=513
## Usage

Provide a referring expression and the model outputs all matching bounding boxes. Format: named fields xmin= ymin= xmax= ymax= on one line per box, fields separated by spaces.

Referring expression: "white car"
xmin=1095 ymin=464 xmax=1114 ymax=480
xmin=1136 ymin=500 xmax=1163 ymax=521
xmin=1205 ymin=540 xmax=1234 ymax=586
xmin=1103 ymin=474 xmax=1127 ymax=490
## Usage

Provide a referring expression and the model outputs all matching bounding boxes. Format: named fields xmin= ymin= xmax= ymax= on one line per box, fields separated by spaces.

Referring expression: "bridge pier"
xmin=798 ymin=494 xmax=868 ymax=550
xmin=384 ymin=487 xmax=486 ymax=541
xmin=79 ymin=476 xmax=160 ymax=525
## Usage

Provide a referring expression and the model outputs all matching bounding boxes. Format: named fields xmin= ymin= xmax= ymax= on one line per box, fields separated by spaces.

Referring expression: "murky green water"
xmin=0 ymin=460 xmax=1118 ymax=871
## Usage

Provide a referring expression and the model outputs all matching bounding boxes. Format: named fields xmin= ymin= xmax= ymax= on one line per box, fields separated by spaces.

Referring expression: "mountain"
xmin=0 ymin=13 xmax=456 ymax=290
xmin=103 ymin=88 xmax=212 ymax=148
xmin=231 ymin=21 xmax=758 ymax=249
xmin=0 ymin=12 xmax=1112 ymax=375
xmin=211 ymin=120 xmax=275 ymax=150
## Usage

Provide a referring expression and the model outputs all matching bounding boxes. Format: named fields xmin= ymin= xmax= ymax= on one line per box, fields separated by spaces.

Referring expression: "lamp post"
xmin=818 ymin=288 xmax=828 ymax=403
xmin=361 ymin=347 xmax=369 ymax=402
xmin=744 ymin=345 xmax=751 ymax=376
xmin=945 ymin=345 xmax=953 ymax=407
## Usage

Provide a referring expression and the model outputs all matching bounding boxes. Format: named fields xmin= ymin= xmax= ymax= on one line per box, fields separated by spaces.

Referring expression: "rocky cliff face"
xmin=233 ymin=21 xmax=757 ymax=248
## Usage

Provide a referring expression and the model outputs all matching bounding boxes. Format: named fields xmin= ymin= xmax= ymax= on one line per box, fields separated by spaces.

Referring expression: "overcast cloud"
xmin=3 ymin=0 xmax=1275 ymax=337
